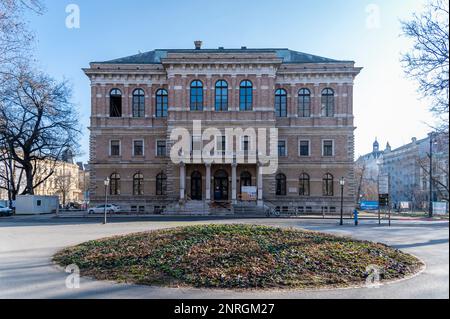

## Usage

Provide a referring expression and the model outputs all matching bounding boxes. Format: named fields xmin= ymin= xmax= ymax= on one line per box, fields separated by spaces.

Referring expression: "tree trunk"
xmin=24 ymin=163 xmax=34 ymax=195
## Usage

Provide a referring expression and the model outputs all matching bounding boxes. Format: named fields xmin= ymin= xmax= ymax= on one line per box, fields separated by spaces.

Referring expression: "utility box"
xmin=15 ymin=195 xmax=59 ymax=215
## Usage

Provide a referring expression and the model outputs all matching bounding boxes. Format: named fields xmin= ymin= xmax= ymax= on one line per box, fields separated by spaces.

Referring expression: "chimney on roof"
xmin=411 ymin=137 xmax=417 ymax=144
xmin=194 ymin=40 xmax=203 ymax=50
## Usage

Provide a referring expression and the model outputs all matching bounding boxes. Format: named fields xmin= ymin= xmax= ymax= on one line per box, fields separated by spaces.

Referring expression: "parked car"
xmin=0 ymin=204 xmax=13 ymax=217
xmin=88 ymin=204 xmax=121 ymax=215
xmin=65 ymin=202 xmax=81 ymax=210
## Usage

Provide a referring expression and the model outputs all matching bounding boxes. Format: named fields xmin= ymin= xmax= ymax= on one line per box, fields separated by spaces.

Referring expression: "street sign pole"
xmin=388 ymin=174 xmax=391 ymax=227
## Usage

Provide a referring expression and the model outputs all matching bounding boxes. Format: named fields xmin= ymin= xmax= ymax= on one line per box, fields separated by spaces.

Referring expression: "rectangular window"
xmin=299 ymin=140 xmax=310 ymax=157
xmin=191 ymin=135 xmax=202 ymax=154
xmin=216 ymin=136 xmax=226 ymax=155
xmin=110 ymin=140 xmax=120 ymax=156
xmin=133 ymin=140 xmax=144 ymax=156
xmin=278 ymin=140 xmax=287 ymax=157
xmin=242 ymin=136 xmax=250 ymax=152
xmin=323 ymin=140 xmax=334 ymax=157
xmin=156 ymin=140 xmax=166 ymax=157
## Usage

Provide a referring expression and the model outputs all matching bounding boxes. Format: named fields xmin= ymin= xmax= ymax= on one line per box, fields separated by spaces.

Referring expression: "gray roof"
xmin=95 ymin=48 xmax=352 ymax=65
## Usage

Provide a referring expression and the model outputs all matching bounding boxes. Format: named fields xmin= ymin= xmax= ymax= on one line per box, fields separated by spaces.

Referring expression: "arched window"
xmin=276 ymin=173 xmax=287 ymax=196
xmin=215 ymin=80 xmax=228 ymax=111
xmin=298 ymin=88 xmax=311 ymax=117
xmin=275 ymin=89 xmax=287 ymax=117
xmin=110 ymin=173 xmax=120 ymax=195
xmin=132 ymin=89 xmax=145 ymax=118
xmin=299 ymin=173 xmax=310 ymax=196
xmin=156 ymin=172 xmax=167 ymax=196
xmin=133 ymin=173 xmax=144 ymax=196
xmin=321 ymin=88 xmax=335 ymax=117
xmin=323 ymin=173 xmax=334 ymax=196
xmin=239 ymin=80 xmax=253 ymax=111
xmin=110 ymin=89 xmax=122 ymax=117
xmin=156 ymin=89 xmax=168 ymax=118
xmin=190 ymin=80 xmax=203 ymax=111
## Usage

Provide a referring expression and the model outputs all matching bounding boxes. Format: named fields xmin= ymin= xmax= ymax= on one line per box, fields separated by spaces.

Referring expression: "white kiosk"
xmin=15 ymin=195 xmax=59 ymax=215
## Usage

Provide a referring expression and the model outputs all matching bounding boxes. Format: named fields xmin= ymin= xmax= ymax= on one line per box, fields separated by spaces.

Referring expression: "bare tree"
xmin=355 ymin=161 xmax=379 ymax=203
xmin=401 ymin=0 xmax=449 ymax=131
xmin=54 ymin=164 xmax=77 ymax=207
xmin=355 ymin=161 xmax=366 ymax=204
xmin=0 ymin=0 xmax=44 ymax=71
xmin=0 ymin=66 xmax=80 ymax=195
xmin=0 ymin=141 xmax=25 ymax=205
xmin=417 ymin=156 xmax=449 ymax=203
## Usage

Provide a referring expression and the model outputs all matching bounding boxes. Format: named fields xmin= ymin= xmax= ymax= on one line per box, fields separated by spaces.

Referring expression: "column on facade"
xmin=205 ymin=163 xmax=211 ymax=202
xmin=232 ymin=163 xmax=237 ymax=204
xmin=179 ymin=163 xmax=186 ymax=201
xmin=257 ymin=163 xmax=263 ymax=207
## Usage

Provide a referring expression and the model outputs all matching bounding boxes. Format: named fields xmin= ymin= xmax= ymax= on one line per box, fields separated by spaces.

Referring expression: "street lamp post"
xmin=428 ymin=133 xmax=437 ymax=218
xmin=103 ymin=177 xmax=110 ymax=225
xmin=339 ymin=177 xmax=345 ymax=226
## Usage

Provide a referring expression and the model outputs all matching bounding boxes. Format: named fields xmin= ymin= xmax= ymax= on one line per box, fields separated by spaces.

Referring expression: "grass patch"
xmin=54 ymin=224 xmax=423 ymax=289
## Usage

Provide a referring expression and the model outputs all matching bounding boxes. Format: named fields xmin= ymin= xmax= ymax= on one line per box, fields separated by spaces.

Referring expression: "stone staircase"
xmin=163 ymin=200 xmax=210 ymax=215
xmin=233 ymin=202 xmax=268 ymax=216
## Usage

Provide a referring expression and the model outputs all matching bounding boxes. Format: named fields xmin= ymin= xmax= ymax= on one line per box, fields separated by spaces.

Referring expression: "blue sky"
xmin=26 ymin=0 xmax=433 ymax=163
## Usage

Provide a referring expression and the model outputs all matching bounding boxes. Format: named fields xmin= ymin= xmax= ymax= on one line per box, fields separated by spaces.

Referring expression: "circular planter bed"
xmin=54 ymin=224 xmax=423 ymax=289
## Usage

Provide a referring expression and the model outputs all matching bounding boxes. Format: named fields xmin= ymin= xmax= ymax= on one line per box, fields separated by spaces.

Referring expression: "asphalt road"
xmin=0 ymin=215 xmax=448 ymax=299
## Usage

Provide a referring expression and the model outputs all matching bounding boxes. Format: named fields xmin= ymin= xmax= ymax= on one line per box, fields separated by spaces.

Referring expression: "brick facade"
xmin=84 ymin=46 xmax=362 ymax=214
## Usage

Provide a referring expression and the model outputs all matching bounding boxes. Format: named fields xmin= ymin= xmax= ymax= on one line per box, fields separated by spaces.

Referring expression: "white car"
xmin=88 ymin=204 xmax=121 ymax=215
xmin=0 ymin=204 xmax=13 ymax=216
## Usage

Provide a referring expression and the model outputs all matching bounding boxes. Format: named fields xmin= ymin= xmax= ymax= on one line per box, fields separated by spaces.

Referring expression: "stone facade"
xmin=84 ymin=45 xmax=362 ymax=214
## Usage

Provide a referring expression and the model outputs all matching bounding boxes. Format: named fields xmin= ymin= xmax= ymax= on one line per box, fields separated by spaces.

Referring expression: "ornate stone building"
xmin=355 ymin=139 xmax=390 ymax=201
xmin=84 ymin=43 xmax=362 ymax=214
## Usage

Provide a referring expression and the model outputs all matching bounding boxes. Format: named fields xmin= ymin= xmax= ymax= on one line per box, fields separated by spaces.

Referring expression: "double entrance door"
xmin=214 ymin=169 xmax=229 ymax=201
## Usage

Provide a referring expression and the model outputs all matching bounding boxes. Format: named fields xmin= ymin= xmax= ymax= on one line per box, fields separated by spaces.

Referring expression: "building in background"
xmin=0 ymin=149 xmax=88 ymax=207
xmin=32 ymin=150 xmax=84 ymax=206
xmin=77 ymin=162 xmax=90 ymax=207
xmin=356 ymin=134 xmax=449 ymax=211
xmin=355 ymin=139 xmax=389 ymax=201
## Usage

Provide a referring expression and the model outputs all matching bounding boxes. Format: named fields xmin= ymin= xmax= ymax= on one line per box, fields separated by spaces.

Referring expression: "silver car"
xmin=88 ymin=204 xmax=121 ymax=215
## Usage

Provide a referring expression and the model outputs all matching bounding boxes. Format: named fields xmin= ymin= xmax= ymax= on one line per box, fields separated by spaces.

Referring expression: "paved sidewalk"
xmin=0 ymin=216 xmax=448 ymax=299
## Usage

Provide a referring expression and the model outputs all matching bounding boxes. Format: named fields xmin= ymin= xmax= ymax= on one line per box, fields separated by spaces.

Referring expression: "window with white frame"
xmin=278 ymin=140 xmax=287 ymax=157
xmin=110 ymin=140 xmax=121 ymax=156
xmin=299 ymin=140 xmax=310 ymax=157
xmin=133 ymin=140 xmax=144 ymax=156
xmin=216 ymin=135 xmax=226 ymax=155
xmin=241 ymin=136 xmax=250 ymax=152
xmin=156 ymin=140 xmax=166 ymax=157
xmin=322 ymin=140 xmax=334 ymax=157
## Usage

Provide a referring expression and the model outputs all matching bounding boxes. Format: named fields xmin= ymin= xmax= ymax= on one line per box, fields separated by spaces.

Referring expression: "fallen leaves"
xmin=53 ymin=224 xmax=423 ymax=290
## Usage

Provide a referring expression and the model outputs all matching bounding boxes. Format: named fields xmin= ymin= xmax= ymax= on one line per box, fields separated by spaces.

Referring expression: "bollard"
xmin=353 ymin=209 xmax=359 ymax=226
